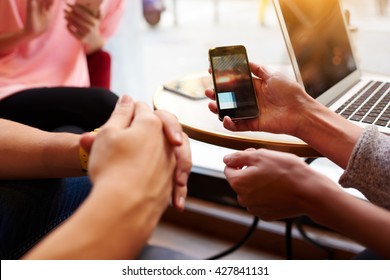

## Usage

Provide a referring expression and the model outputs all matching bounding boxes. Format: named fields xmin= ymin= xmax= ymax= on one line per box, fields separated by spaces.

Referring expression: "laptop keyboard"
xmin=335 ymin=81 xmax=390 ymax=128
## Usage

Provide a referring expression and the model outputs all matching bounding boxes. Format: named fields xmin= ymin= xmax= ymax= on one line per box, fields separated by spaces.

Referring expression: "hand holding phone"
xmin=209 ymin=45 xmax=259 ymax=121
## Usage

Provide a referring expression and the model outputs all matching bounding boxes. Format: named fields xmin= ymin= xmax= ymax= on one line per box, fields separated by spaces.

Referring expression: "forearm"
xmin=0 ymin=30 xmax=34 ymax=56
xmin=296 ymin=100 xmax=363 ymax=169
xmin=308 ymin=185 xmax=390 ymax=259
xmin=0 ymin=119 xmax=84 ymax=179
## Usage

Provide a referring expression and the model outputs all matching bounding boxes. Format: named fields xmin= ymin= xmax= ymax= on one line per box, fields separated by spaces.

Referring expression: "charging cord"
xmin=206 ymin=216 xmax=260 ymax=260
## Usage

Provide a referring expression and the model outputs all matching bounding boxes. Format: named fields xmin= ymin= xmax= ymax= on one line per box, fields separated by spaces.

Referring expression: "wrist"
xmin=91 ymin=174 xmax=165 ymax=233
xmin=43 ymin=132 xmax=84 ymax=177
xmin=293 ymin=98 xmax=328 ymax=140
xmin=293 ymin=100 xmax=363 ymax=167
xmin=78 ymin=129 xmax=99 ymax=173
xmin=299 ymin=171 xmax=343 ymax=221
xmin=285 ymin=92 xmax=320 ymax=139
xmin=306 ymin=179 xmax=346 ymax=226
xmin=84 ymin=36 xmax=104 ymax=55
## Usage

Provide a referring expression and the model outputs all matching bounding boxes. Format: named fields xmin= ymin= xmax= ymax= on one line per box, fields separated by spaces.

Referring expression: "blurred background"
xmin=106 ymin=0 xmax=390 ymax=106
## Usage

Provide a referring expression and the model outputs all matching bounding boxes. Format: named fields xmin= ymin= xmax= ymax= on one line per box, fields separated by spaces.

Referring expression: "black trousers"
xmin=0 ymin=177 xmax=92 ymax=259
xmin=0 ymin=87 xmax=119 ymax=132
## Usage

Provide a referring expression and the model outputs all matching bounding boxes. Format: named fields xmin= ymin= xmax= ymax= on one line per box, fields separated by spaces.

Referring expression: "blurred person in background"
xmin=0 ymin=0 xmax=124 ymax=132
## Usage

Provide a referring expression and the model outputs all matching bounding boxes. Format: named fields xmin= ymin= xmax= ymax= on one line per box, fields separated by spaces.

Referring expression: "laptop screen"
xmin=276 ymin=0 xmax=357 ymax=99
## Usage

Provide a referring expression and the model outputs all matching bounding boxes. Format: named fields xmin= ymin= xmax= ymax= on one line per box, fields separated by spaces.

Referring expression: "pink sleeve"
xmin=100 ymin=0 xmax=125 ymax=39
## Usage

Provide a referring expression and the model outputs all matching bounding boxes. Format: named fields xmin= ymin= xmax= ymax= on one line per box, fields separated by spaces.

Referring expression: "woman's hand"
xmin=24 ymin=0 xmax=54 ymax=38
xmin=223 ymin=148 xmax=339 ymax=221
xmin=206 ymin=62 xmax=316 ymax=137
xmin=65 ymin=3 xmax=104 ymax=54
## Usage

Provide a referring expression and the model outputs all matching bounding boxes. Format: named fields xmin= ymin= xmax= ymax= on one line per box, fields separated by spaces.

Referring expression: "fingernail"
xmin=177 ymin=171 xmax=187 ymax=185
xmin=179 ymin=196 xmax=185 ymax=209
xmin=175 ymin=132 xmax=182 ymax=143
xmin=175 ymin=170 xmax=188 ymax=186
xmin=118 ymin=95 xmax=132 ymax=105
xmin=223 ymin=154 xmax=232 ymax=163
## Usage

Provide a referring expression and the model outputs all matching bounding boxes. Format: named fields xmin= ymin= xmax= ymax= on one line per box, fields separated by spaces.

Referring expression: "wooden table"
xmin=153 ymin=82 xmax=321 ymax=158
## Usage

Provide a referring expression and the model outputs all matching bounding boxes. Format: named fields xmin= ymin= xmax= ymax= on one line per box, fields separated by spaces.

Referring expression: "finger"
xmin=65 ymin=8 xmax=90 ymax=32
xmin=43 ymin=0 xmax=53 ymax=10
xmin=222 ymin=116 xmax=249 ymax=131
xmin=66 ymin=3 xmax=97 ymax=22
xmin=173 ymin=133 xmax=192 ymax=186
xmin=222 ymin=116 xmax=240 ymax=130
xmin=66 ymin=24 xmax=84 ymax=40
xmin=128 ymin=102 xmax=156 ymax=128
xmin=224 ymin=162 xmax=260 ymax=185
xmin=249 ymin=62 xmax=271 ymax=81
xmin=74 ymin=3 xmax=100 ymax=17
xmin=79 ymin=132 xmax=96 ymax=154
xmin=172 ymin=184 xmax=187 ymax=212
xmin=222 ymin=116 xmax=258 ymax=132
xmin=208 ymin=101 xmax=218 ymax=115
xmin=65 ymin=11 xmax=91 ymax=34
xmin=224 ymin=148 xmax=280 ymax=167
xmin=154 ymin=110 xmax=183 ymax=145
xmin=224 ymin=165 xmax=245 ymax=182
xmin=205 ymin=88 xmax=216 ymax=100
xmin=223 ymin=150 xmax=258 ymax=168
xmin=101 ymin=95 xmax=134 ymax=129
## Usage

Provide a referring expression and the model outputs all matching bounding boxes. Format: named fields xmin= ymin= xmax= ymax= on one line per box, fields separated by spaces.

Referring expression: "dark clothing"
xmin=0 ymin=87 xmax=118 ymax=132
xmin=0 ymin=177 xmax=92 ymax=259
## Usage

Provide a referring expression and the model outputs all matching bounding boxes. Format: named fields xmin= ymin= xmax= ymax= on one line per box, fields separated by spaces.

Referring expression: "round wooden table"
xmin=153 ymin=84 xmax=321 ymax=158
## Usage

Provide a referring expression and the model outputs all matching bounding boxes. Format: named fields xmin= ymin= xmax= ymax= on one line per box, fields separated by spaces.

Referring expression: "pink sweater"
xmin=0 ymin=0 xmax=124 ymax=100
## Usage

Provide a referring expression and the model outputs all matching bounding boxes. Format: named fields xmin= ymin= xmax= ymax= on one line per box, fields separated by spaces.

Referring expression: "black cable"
xmin=285 ymin=219 xmax=293 ymax=259
xmin=295 ymin=219 xmax=335 ymax=259
xmin=304 ymin=157 xmax=317 ymax=165
xmin=206 ymin=158 xmax=324 ymax=260
xmin=206 ymin=216 xmax=260 ymax=260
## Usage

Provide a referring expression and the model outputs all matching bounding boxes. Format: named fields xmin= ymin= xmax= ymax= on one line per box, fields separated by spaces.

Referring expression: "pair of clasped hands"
xmin=26 ymin=0 xmax=104 ymax=54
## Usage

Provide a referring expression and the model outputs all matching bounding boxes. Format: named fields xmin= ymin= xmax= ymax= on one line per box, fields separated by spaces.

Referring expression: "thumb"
xmin=223 ymin=150 xmax=255 ymax=169
xmin=79 ymin=131 xmax=97 ymax=154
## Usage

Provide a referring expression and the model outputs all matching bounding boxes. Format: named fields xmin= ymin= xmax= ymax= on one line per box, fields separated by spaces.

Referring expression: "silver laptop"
xmin=273 ymin=0 xmax=390 ymax=134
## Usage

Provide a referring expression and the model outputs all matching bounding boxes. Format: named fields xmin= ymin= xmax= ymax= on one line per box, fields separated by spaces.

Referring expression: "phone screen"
xmin=209 ymin=45 xmax=258 ymax=120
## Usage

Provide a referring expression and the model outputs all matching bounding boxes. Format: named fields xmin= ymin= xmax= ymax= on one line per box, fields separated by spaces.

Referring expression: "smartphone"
xmin=163 ymin=74 xmax=211 ymax=100
xmin=76 ymin=0 xmax=102 ymax=16
xmin=209 ymin=45 xmax=259 ymax=121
